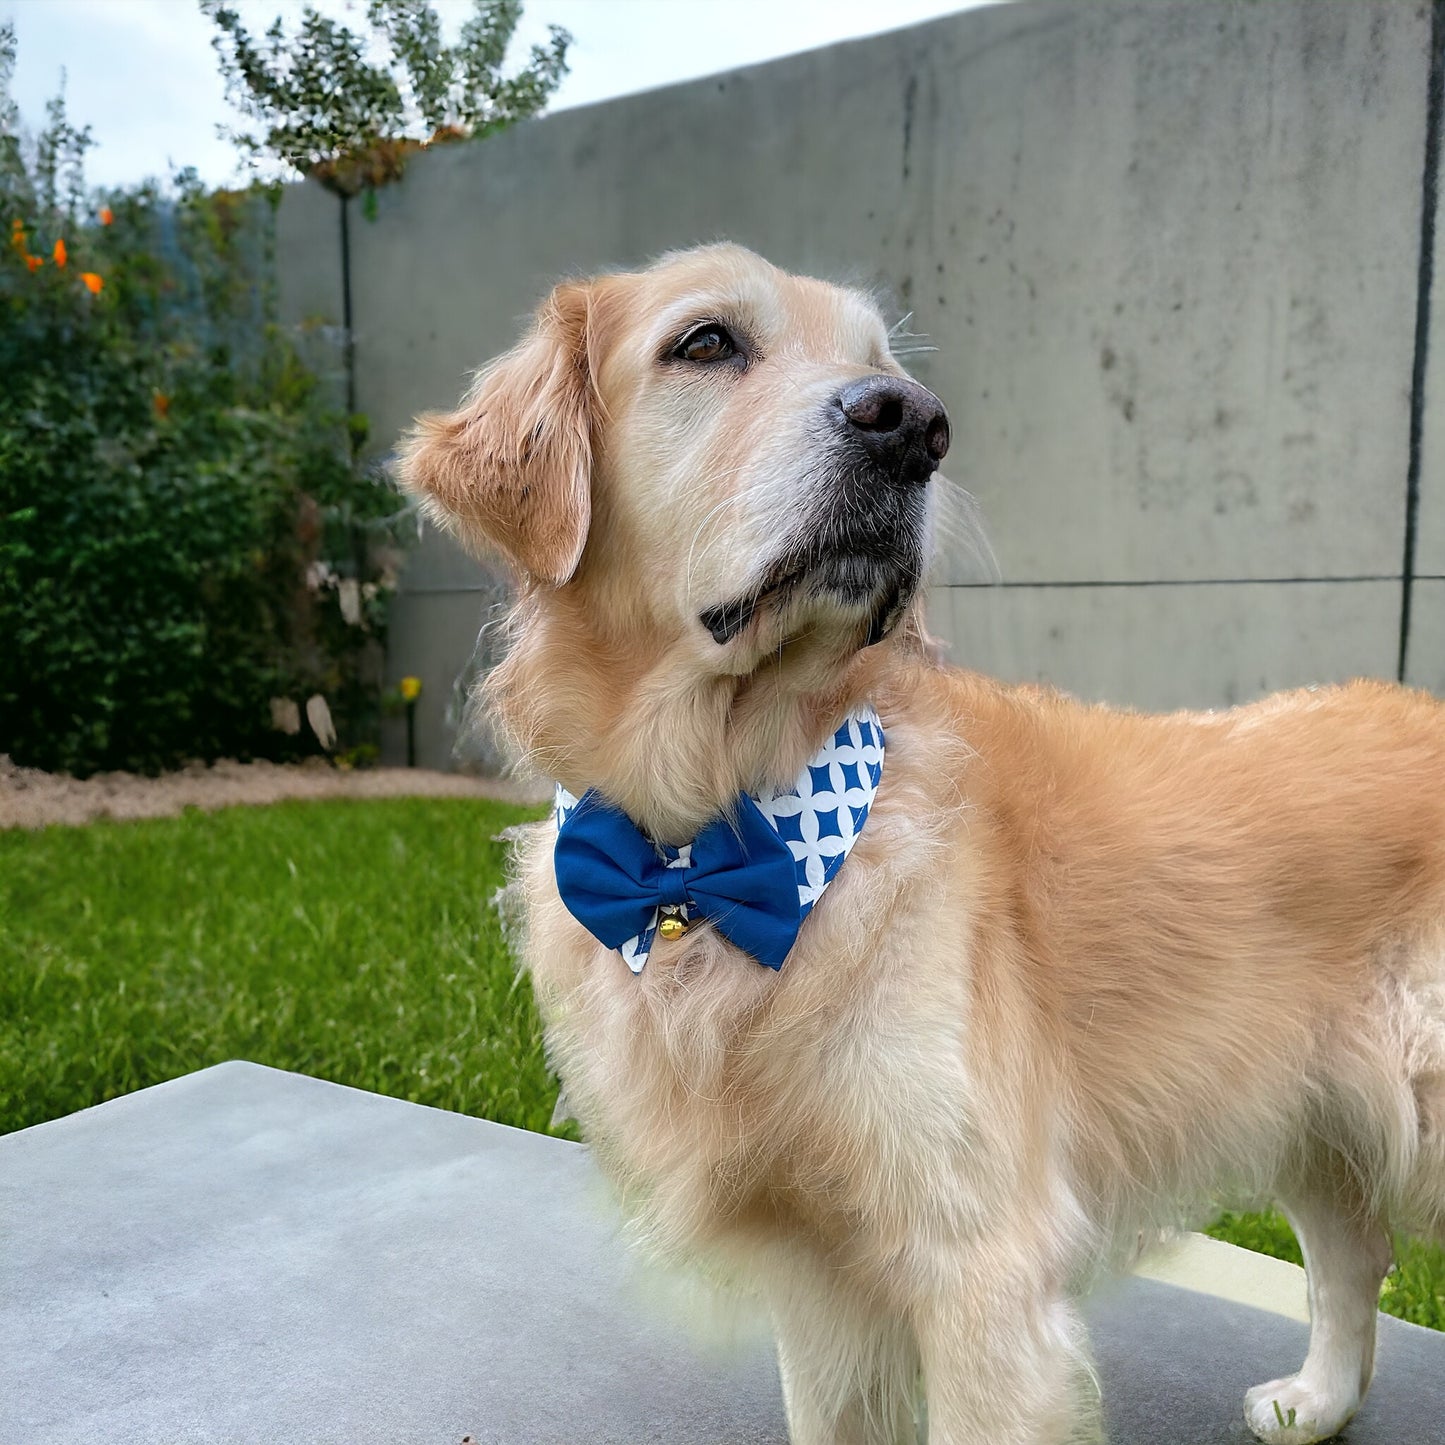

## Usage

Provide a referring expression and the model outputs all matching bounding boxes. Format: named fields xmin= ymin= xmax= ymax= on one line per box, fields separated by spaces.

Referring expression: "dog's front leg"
xmin=912 ymin=1260 xmax=1085 ymax=1445
xmin=771 ymin=1284 xmax=922 ymax=1445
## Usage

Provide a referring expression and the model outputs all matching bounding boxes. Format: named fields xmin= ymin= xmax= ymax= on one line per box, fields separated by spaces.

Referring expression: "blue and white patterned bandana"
xmin=554 ymin=705 xmax=885 ymax=972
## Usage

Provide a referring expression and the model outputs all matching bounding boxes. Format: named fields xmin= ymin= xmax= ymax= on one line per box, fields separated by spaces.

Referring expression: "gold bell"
xmin=658 ymin=915 xmax=689 ymax=941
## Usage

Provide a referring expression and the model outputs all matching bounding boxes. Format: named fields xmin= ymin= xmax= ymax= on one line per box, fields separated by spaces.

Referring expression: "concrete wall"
xmin=276 ymin=0 xmax=1443 ymax=770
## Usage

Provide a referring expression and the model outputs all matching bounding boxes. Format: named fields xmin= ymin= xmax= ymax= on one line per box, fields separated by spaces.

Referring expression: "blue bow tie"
xmin=552 ymin=706 xmax=885 ymax=973
xmin=553 ymin=790 xmax=804 ymax=970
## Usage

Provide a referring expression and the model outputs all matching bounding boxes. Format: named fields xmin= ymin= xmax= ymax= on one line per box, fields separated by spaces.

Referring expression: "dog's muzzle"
xmin=699 ymin=375 xmax=949 ymax=648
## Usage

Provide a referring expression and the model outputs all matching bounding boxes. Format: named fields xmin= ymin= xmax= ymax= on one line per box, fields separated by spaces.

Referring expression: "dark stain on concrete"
xmin=902 ymin=73 xmax=918 ymax=181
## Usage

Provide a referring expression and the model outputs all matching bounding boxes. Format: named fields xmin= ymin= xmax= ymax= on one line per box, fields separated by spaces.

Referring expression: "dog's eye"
xmin=675 ymin=325 xmax=736 ymax=364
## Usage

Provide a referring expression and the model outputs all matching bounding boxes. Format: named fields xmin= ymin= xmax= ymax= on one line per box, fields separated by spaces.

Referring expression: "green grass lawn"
xmin=0 ymin=796 xmax=566 ymax=1138
xmin=5 ymin=797 xmax=1444 ymax=1328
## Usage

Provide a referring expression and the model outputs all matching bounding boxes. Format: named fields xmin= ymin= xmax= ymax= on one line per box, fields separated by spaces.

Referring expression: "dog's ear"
xmin=399 ymin=281 xmax=597 ymax=586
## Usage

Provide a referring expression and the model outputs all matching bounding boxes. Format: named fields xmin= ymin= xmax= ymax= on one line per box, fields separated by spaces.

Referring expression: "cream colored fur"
xmin=401 ymin=244 xmax=1445 ymax=1445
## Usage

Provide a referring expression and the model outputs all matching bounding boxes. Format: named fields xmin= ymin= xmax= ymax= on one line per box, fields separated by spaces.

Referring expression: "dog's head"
xmin=404 ymin=244 xmax=948 ymax=662
xmin=401 ymin=244 xmax=949 ymax=814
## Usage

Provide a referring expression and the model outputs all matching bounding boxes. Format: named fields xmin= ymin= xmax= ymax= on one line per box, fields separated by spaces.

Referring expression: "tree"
xmin=1 ymin=24 xmax=94 ymax=222
xmin=200 ymin=0 xmax=571 ymax=198
xmin=202 ymin=1 xmax=569 ymax=418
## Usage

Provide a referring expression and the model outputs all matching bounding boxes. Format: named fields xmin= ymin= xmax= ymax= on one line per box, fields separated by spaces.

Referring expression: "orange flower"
xmin=99 ymin=207 xmax=114 ymax=227
xmin=152 ymin=390 xmax=170 ymax=420
xmin=25 ymin=255 xmax=42 ymax=273
xmin=52 ymin=238 xmax=67 ymax=268
xmin=80 ymin=271 xmax=103 ymax=295
xmin=10 ymin=219 xmax=24 ymax=252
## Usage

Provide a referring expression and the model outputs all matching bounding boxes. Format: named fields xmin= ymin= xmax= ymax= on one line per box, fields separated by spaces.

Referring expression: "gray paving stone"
xmin=1 ymin=1063 xmax=785 ymax=1445
xmin=5 ymin=1062 xmax=1444 ymax=1444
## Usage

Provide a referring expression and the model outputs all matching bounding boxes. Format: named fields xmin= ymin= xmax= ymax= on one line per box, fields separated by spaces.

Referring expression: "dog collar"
xmin=553 ymin=705 xmax=885 ymax=972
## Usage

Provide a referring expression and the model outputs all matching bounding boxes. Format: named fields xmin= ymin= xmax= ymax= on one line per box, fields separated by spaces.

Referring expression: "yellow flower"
xmin=80 ymin=271 xmax=103 ymax=295
xmin=52 ymin=238 xmax=67 ymax=268
xmin=399 ymin=676 xmax=422 ymax=702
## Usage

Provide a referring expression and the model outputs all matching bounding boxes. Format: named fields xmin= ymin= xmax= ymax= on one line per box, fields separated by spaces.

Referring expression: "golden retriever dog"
xmin=401 ymin=243 xmax=1445 ymax=1445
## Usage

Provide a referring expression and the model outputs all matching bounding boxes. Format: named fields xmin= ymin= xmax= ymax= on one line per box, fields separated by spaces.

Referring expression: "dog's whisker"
xmin=682 ymin=473 xmax=787 ymax=604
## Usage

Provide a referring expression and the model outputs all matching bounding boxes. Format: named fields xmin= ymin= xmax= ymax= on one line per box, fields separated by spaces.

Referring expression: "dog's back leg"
xmin=1243 ymin=1170 xmax=1393 ymax=1445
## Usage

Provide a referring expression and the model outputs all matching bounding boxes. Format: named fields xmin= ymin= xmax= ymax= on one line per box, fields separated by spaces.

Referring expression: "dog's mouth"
xmin=699 ymin=534 xmax=923 ymax=651
xmin=698 ymin=560 xmax=807 ymax=647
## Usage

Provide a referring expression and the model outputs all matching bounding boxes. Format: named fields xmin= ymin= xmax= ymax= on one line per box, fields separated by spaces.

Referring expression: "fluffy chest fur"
xmin=516 ymin=676 xmax=1072 ymax=1299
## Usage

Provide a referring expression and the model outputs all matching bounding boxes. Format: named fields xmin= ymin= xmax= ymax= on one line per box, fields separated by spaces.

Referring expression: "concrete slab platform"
xmin=1 ymin=1063 xmax=785 ymax=1445
xmin=5 ymin=1062 xmax=1444 ymax=1444
xmin=1134 ymin=1232 xmax=1309 ymax=1326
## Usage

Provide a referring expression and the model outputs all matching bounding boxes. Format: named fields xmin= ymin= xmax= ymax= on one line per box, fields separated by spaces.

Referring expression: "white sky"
xmin=2 ymin=0 xmax=993 ymax=190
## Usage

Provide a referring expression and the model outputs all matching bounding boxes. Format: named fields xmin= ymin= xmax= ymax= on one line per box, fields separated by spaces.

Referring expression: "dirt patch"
xmin=0 ymin=755 xmax=550 ymax=831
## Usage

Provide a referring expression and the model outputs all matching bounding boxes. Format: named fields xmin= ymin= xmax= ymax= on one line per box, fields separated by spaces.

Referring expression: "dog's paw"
xmin=1244 ymin=1375 xmax=1358 ymax=1444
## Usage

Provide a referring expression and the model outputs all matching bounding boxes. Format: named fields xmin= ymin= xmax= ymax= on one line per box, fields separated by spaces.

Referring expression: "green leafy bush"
xmin=0 ymin=27 xmax=403 ymax=776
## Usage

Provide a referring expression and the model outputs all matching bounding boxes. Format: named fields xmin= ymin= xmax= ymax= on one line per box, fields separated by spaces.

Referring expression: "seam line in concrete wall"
xmin=936 ymin=576 xmax=1401 ymax=591
xmin=1398 ymin=0 xmax=1445 ymax=681
xmin=398 ymin=576 xmax=1420 ymax=600
xmin=398 ymin=576 xmax=1443 ymax=599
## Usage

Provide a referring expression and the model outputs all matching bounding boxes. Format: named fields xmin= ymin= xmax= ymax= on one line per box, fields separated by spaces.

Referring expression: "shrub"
xmin=0 ymin=27 xmax=403 ymax=776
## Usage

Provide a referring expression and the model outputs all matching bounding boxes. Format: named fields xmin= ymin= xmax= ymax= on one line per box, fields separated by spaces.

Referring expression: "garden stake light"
xmin=400 ymin=676 xmax=421 ymax=767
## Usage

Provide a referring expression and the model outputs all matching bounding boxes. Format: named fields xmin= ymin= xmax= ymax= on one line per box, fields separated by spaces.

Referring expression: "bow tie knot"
xmin=655 ymin=866 xmax=692 ymax=911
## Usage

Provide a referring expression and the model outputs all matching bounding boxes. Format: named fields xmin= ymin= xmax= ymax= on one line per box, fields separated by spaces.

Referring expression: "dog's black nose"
xmin=836 ymin=375 xmax=950 ymax=480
